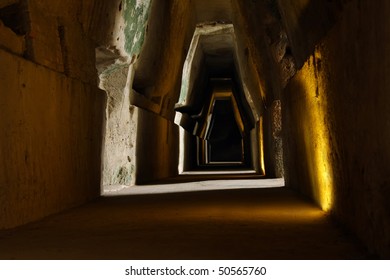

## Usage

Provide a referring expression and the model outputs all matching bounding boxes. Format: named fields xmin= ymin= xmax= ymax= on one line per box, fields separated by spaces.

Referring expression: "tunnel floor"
xmin=0 ymin=180 xmax=367 ymax=259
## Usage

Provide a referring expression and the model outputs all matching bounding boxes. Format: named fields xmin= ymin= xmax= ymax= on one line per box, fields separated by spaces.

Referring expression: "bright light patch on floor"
xmin=103 ymin=178 xmax=285 ymax=196
xmin=181 ymin=170 xmax=256 ymax=175
xmin=178 ymin=125 xmax=185 ymax=174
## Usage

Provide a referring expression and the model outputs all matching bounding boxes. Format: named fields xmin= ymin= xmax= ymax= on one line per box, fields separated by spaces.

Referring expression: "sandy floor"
xmin=0 ymin=179 xmax=367 ymax=259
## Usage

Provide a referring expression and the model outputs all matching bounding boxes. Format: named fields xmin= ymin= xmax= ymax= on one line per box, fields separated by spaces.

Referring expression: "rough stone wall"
xmin=277 ymin=0 xmax=344 ymax=69
xmin=100 ymin=66 xmax=138 ymax=189
xmin=0 ymin=0 xmax=106 ymax=228
xmin=282 ymin=0 xmax=390 ymax=257
xmin=96 ymin=0 xmax=195 ymax=189
xmin=233 ymin=0 xmax=292 ymax=177
xmin=0 ymin=49 xmax=104 ymax=229
xmin=95 ymin=0 xmax=154 ymax=191
xmin=0 ymin=2 xmax=25 ymax=55
xmin=19 ymin=0 xmax=98 ymax=82
xmin=271 ymin=100 xmax=284 ymax=178
xmin=133 ymin=0 xmax=194 ymax=119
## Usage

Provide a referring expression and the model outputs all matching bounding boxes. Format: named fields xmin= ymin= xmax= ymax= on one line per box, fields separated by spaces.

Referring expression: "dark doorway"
xmin=207 ymin=99 xmax=243 ymax=163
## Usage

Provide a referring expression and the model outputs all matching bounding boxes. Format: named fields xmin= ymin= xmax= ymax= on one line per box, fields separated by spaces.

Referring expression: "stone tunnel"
xmin=0 ymin=0 xmax=389 ymax=259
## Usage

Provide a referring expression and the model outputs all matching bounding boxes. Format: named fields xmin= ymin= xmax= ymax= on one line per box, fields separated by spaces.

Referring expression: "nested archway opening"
xmin=188 ymin=78 xmax=253 ymax=170
xmin=175 ymin=23 xmax=263 ymax=176
xmin=202 ymin=89 xmax=245 ymax=165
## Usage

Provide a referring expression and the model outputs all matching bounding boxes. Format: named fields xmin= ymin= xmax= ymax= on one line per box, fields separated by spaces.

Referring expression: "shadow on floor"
xmin=0 ymin=184 xmax=367 ymax=259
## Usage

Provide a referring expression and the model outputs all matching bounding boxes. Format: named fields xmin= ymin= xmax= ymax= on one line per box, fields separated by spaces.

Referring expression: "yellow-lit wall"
xmin=0 ymin=0 xmax=107 ymax=229
xmin=283 ymin=0 xmax=390 ymax=258
xmin=283 ymin=50 xmax=334 ymax=211
xmin=0 ymin=49 xmax=105 ymax=229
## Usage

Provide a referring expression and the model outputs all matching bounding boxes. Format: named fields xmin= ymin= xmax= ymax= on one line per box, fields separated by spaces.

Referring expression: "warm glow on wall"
xmin=259 ymin=116 xmax=266 ymax=175
xmin=298 ymin=48 xmax=334 ymax=211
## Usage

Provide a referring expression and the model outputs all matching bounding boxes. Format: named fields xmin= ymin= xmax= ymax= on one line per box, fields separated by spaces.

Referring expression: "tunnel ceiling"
xmin=103 ymin=0 xmax=298 ymax=121
xmin=94 ymin=0 xmax=344 ymax=123
xmin=174 ymin=23 xmax=255 ymax=135
xmin=193 ymin=0 xmax=233 ymax=23
xmin=97 ymin=0 xmax=344 ymax=121
xmin=202 ymin=33 xmax=235 ymax=75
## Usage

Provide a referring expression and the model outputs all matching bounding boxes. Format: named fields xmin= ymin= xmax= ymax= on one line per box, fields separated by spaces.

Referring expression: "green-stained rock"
xmin=124 ymin=0 xmax=152 ymax=57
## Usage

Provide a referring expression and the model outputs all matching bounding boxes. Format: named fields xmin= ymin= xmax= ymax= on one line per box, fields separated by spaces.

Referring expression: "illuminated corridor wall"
xmin=282 ymin=0 xmax=390 ymax=258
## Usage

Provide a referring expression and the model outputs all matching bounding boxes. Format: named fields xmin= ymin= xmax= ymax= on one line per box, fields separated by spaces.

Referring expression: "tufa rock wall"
xmin=0 ymin=0 xmax=106 ymax=228
xmin=282 ymin=0 xmax=390 ymax=258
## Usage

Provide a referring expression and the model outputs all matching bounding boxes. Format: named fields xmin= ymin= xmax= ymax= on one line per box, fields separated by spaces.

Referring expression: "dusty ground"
xmin=0 ymin=180 xmax=367 ymax=259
